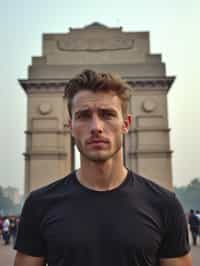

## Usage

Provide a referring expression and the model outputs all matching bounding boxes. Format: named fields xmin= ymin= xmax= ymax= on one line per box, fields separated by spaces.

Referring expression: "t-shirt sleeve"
xmin=14 ymin=192 xmax=46 ymax=257
xmin=158 ymin=193 xmax=190 ymax=258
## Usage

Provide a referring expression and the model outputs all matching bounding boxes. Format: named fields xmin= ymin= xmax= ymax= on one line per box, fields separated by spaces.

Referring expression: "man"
xmin=2 ymin=216 xmax=10 ymax=245
xmin=0 ymin=215 xmax=3 ymax=238
xmin=196 ymin=210 xmax=200 ymax=242
xmin=189 ymin=209 xmax=199 ymax=246
xmin=14 ymin=70 xmax=192 ymax=266
xmin=10 ymin=216 xmax=17 ymax=246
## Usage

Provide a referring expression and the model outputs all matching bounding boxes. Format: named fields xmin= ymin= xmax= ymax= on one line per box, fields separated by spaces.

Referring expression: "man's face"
xmin=69 ymin=90 xmax=131 ymax=163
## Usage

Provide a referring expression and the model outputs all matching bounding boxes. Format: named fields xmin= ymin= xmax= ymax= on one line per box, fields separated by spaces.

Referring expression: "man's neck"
xmin=76 ymin=158 xmax=127 ymax=191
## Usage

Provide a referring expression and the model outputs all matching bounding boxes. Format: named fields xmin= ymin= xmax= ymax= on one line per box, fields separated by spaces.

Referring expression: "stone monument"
xmin=20 ymin=22 xmax=175 ymax=194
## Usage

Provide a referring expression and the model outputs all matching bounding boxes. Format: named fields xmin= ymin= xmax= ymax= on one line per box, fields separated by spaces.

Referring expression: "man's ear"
xmin=122 ymin=114 xmax=132 ymax=134
xmin=67 ymin=119 xmax=72 ymax=131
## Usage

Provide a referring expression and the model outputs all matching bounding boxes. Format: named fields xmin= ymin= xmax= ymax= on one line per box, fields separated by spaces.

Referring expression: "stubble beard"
xmin=75 ymin=138 xmax=123 ymax=163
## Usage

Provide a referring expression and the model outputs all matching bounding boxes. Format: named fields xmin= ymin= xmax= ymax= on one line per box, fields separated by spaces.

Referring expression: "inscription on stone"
xmin=57 ymin=38 xmax=134 ymax=51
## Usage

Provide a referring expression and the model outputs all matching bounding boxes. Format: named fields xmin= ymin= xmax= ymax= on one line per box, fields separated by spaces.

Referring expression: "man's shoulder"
xmin=130 ymin=170 xmax=176 ymax=203
xmin=130 ymin=170 xmax=185 ymax=220
xmin=26 ymin=171 xmax=76 ymax=203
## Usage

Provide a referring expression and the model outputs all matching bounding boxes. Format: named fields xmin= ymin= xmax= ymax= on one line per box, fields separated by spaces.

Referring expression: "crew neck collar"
xmin=73 ymin=169 xmax=132 ymax=194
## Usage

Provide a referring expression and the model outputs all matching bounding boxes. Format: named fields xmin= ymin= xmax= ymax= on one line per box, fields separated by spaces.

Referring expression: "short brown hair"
xmin=65 ymin=69 xmax=132 ymax=117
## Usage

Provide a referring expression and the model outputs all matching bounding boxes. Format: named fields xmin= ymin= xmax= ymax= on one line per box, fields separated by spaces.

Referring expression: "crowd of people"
xmin=0 ymin=215 xmax=20 ymax=246
xmin=188 ymin=209 xmax=200 ymax=246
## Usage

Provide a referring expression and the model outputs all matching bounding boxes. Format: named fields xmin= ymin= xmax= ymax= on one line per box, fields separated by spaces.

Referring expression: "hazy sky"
xmin=0 ymin=0 xmax=199 ymax=192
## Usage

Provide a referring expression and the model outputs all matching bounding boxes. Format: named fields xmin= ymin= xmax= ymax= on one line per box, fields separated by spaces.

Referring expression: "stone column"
xmin=125 ymin=78 xmax=174 ymax=190
xmin=20 ymin=80 xmax=72 ymax=194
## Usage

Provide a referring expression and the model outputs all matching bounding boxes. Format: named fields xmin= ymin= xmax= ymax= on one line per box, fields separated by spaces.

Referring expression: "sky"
xmin=0 ymin=0 xmax=199 ymax=193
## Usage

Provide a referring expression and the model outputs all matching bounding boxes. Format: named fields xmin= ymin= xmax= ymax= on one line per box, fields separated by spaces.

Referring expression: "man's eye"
xmin=75 ymin=112 xmax=91 ymax=120
xmin=101 ymin=111 xmax=115 ymax=119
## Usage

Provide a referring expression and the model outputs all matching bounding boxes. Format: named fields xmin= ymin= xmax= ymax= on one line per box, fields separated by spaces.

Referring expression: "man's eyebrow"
xmin=74 ymin=107 xmax=117 ymax=114
xmin=74 ymin=108 xmax=90 ymax=114
xmin=99 ymin=107 xmax=118 ymax=113
xmin=74 ymin=109 xmax=91 ymax=116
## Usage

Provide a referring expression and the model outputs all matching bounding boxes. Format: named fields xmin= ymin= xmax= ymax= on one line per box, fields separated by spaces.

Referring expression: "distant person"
xmin=14 ymin=70 xmax=191 ymax=266
xmin=195 ymin=210 xmax=200 ymax=220
xmin=189 ymin=209 xmax=199 ymax=245
xmin=0 ymin=215 xmax=3 ymax=238
xmin=15 ymin=216 xmax=20 ymax=232
xmin=10 ymin=216 xmax=17 ymax=246
xmin=2 ymin=216 xmax=10 ymax=245
xmin=195 ymin=210 xmax=200 ymax=239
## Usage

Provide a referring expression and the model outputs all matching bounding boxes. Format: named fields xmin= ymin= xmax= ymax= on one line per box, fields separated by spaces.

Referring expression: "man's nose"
xmin=90 ymin=114 xmax=103 ymax=134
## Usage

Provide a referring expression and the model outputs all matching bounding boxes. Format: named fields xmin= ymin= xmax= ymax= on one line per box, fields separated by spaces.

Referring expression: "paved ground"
xmin=191 ymin=245 xmax=200 ymax=265
xmin=0 ymin=238 xmax=199 ymax=265
xmin=0 ymin=239 xmax=16 ymax=266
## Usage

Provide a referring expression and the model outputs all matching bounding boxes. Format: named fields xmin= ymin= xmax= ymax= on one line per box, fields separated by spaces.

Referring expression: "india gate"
xmin=19 ymin=23 xmax=175 ymax=194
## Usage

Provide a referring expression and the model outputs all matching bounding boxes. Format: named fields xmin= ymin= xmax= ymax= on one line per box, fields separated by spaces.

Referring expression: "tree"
xmin=175 ymin=178 xmax=200 ymax=212
xmin=0 ymin=185 xmax=18 ymax=215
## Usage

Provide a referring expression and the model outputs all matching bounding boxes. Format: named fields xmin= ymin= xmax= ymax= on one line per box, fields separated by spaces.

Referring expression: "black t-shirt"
xmin=15 ymin=171 xmax=190 ymax=266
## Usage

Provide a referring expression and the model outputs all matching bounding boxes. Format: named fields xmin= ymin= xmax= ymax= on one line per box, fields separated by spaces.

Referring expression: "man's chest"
xmin=41 ymin=195 xmax=163 ymax=260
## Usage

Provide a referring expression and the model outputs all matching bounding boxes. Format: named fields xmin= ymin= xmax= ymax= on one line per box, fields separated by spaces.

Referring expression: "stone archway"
xmin=20 ymin=23 xmax=174 ymax=194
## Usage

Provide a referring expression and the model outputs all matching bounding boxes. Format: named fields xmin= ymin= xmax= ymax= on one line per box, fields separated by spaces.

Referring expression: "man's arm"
xmin=160 ymin=253 xmax=192 ymax=266
xmin=14 ymin=251 xmax=45 ymax=266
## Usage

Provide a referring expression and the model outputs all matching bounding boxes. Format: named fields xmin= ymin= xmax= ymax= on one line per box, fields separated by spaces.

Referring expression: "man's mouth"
xmin=87 ymin=138 xmax=109 ymax=145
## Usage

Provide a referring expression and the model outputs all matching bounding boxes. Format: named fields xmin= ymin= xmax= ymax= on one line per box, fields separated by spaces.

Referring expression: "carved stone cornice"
xmin=19 ymin=79 xmax=68 ymax=93
xmin=128 ymin=149 xmax=173 ymax=157
xmin=126 ymin=76 xmax=175 ymax=90
xmin=24 ymin=129 xmax=71 ymax=134
xmin=128 ymin=128 xmax=171 ymax=133
xmin=23 ymin=151 xmax=67 ymax=159
xmin=19 ymin=76 xmax=175 ymax=94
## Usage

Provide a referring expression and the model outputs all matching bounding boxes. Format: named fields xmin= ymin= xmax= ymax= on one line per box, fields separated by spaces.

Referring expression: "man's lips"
xmin=86 ymin=138 xmax=109 ymax=145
